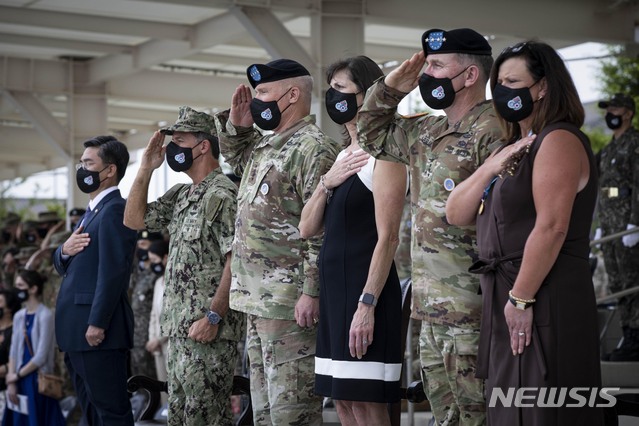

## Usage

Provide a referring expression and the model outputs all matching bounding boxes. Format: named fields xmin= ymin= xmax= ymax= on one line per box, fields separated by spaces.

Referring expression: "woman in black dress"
xmin=0 ymin=290 xmax=20 ymax=421
xmin=299 ymin=56 xmax=407 ymax=425
xmin=446 ymin=41 xmax=603 ymax=425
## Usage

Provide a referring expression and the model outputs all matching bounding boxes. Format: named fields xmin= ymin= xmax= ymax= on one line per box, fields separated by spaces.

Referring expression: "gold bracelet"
xmin=508 ymin=290 xmax=536 ymax=304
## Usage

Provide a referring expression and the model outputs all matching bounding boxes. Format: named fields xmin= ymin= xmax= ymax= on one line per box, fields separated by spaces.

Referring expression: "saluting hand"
xmin=61 ymin=226 xmax=90 ymax=256
xmin=140 ymin=131 xmax=166 ymax=171
xmin=230 ymin=84 xmax=255 ymax=128
xmin=385 ymin=51 xmax=426 ymax=93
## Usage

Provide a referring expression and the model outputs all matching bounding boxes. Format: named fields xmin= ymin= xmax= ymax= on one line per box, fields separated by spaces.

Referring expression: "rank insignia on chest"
xmin=260 ymin=183 xmax=269 ymax=195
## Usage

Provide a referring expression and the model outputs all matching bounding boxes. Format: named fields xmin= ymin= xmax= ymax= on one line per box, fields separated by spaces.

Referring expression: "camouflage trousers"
xmin=166 ymin=336 xmax=238 ymax=426
xmin=419 ymin=321 xmax=485 ymax=426
xmin=246 ymin=315 xmax=322 ymax=426
xmin=601 ymin=235 xmax=639 ymax=328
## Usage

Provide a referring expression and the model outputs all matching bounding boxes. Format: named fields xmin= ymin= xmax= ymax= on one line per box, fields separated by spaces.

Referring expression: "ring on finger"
xmin=518 ymin=332 xmax=525 ymax=336
xmin=362 ymin=339 xmax=368 ymax=345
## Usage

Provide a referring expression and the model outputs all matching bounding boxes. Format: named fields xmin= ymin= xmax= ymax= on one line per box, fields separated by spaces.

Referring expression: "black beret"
xmin=422 ymin=28 xmax=492 ymax=56
xmin=246 ymin=59 xmax=310 ymax=89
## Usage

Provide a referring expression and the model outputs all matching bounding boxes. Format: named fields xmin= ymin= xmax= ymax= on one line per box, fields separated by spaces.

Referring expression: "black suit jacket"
xmin=54 ymin=189 xmax=137 ymax=352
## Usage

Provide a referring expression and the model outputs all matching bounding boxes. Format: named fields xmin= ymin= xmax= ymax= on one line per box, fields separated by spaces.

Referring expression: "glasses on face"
xmin=75 ymin=162 xmax=110 ymax=171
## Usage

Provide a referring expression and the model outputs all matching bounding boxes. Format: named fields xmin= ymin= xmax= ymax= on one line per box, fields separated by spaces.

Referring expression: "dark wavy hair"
xmin=490 ymin=40 xmax=584 ymax=142
xmin=326 ymin=56 xmax=384 ymax=144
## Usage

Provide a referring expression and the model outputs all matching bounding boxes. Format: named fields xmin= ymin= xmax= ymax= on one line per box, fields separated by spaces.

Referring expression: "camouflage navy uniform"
xmin=216 ymin=111 xmax=339 ymax=426
xmin=359 ymin=79 xmax=502 ymax=425
xmin=598 ymin=126 xmax=639 ymax=329
xmin=144 ymin=169 xmax=244 ymax=426
xmin=129 ymin=266 xmax=157 ymax=379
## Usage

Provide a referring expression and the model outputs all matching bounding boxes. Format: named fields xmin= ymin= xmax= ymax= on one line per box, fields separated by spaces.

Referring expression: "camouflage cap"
xmin=160 ymin=106 xmax=217 ymax=136
xmin=598 ymin=93 xmax=635 ymax=113
xmin=37 ymin=211 xmax=60 ymax=223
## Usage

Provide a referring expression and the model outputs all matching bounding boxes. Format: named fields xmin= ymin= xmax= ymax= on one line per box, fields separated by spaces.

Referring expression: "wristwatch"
xmin=206 ymin=310 xmax=222 ymax=325
xmin=508 ymin=296 xmax=534 ymax=310
xmin=358 ymin=293 xmax=377 ymax=307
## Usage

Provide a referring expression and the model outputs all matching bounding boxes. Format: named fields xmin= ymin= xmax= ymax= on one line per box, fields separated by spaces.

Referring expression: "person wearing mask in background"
xmin=357 ymin=28 xmax=501 ymax=425
xmin=299 ymin=55 xmax=407 ymax=425
xmin=216 ymin=59 xmax=340 ymax=425
xmin=53 ymin=136 xmax=137 ymax=426
xmin=124 ymin=106 xmax=243 ymax=426
xmin=0 ymin=290 xmax=21 ymax=421
xmin=3 ymin=270 xmax=66 ymax=425
xmin=446 ymin=40 xmax=603 ymax=426
xmin=145 ymin=239 xmax=170 ymax=401
xmin=596 ymin=93 xmax=639 ymax=362
xmin=129 ymin=230 xmax=164 ymax=380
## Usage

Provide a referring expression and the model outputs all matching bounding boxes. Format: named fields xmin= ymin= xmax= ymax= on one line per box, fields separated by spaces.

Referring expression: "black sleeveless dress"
xmin=314 ymin=162 xmax=402 ymax=403
xmin=472 ymin=123 xmax=604 ymax=425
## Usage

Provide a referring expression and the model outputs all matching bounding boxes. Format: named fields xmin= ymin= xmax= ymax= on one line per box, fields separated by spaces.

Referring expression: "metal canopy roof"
xmin=0 ymin=0 xmax=637 ymax=182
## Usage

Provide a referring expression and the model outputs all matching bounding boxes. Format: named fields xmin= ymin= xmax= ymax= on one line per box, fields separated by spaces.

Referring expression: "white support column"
xmin=310 ymin=0 xmax=365 ymax=141
xmin=67 ymin=61 xmax=109 ymax=214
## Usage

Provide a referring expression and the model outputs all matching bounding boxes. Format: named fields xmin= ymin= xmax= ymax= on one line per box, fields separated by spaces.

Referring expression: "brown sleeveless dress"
xmin=471 ymin=122 xmax=604 ymax=425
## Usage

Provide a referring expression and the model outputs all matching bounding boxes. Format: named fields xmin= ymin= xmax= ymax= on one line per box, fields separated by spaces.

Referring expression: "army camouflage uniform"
xmin=216 ymin=112 xmax=340 ymax=426
xmin=129 ymin=266 xmax=157 ymax=379
xmin=144 ymin=168 xmax=244 ymax=426
xmin=359 ymin=79 xmax=502 ymax=426
xmin=598 ymin=126 xmax=639 ymax=329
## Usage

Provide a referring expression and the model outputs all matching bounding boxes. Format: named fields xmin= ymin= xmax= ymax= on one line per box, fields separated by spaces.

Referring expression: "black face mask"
xmin=418 ymin=67 xmax=468 ymax=110
xmin=250 ymin=87 xmax=292 ymax=131
xmin=0 ymin=308 xmax=4 ymax=318
xmin=492 ymin=82 xmax=539 ymax=123
xmin=25 ymin=233 xmax=37 ymax=244
xmin=16 ymin=290 xmax=28 ymax=302
xmin=151 ymin=262 xmax=164 ymax=276
xmin=325 ymin=88 xmax=360 ymax=125
xmin=76 ymin=165 xmax=109 ymax=194
xmin=165 ymin=139 xmax=204 ymax=172
xmin=137 ymin=248 xmax=149 ymax=262
xmin=605 ymin=112 xmax=623 ymax=130
xmin=37 ymin=228 xmax=49 ymax=239
xmin=1 ymin=231 xmax=11 ymax=244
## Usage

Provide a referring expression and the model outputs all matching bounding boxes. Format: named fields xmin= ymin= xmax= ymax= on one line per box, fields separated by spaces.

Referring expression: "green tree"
xmin=598 ymin=45 xmax=639 ymax=128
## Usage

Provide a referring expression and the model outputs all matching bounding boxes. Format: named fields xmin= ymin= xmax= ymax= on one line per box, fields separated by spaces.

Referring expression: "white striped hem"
xmin=315 ymin=357 xmax=402 ymax=382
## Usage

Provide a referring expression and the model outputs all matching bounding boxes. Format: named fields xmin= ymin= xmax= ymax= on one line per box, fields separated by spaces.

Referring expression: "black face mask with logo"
xmin=151 ymin=262 xmax=164 ymax=275
xmin=492 ymin=81 xmax=539 ymax=123
xmin=418 ymin=67 xmax=468 ymax=110
xmin=250 ymin=87 xmax=293 ymax=131
xmin=76 ymin=166 xmax=109 ymax=194
xmin=165 ymin=139 xmax=204 ymax=172
xmin=325 ymin=88 xmax=360 ymax=125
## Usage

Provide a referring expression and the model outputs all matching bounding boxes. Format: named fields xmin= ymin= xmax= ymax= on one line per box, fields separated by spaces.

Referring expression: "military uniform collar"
xmin=439 ymin=100 xmax=493 ymax=137
xmin=187 ymin=168 xmax=222 ymax=200
xmin=258 ymin=115 xmax=316 ymax=149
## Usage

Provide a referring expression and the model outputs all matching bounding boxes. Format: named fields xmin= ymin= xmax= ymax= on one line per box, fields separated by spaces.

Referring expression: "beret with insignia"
xmin=422 ymin=28 xmax=492 ymax=56
xmin=246 ymin=59 xmax=311 ymax=89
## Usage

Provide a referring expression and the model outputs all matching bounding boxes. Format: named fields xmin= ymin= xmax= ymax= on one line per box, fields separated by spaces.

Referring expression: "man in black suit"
xmin=54 ymin=136 xmax=137 ymax=426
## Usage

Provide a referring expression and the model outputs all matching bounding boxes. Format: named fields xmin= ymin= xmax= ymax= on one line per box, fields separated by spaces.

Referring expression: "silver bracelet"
xmin=320 ymin=175 xmax=333 ymax=204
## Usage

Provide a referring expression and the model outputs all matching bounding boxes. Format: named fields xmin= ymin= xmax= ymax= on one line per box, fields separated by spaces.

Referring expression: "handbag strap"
xmin=23 ymin=316 xmax=34 ymax=357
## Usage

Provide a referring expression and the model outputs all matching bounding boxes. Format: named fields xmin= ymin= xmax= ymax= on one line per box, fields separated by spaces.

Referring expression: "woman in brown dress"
xmin=446 ymin=41 xmax=604 ymax=425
